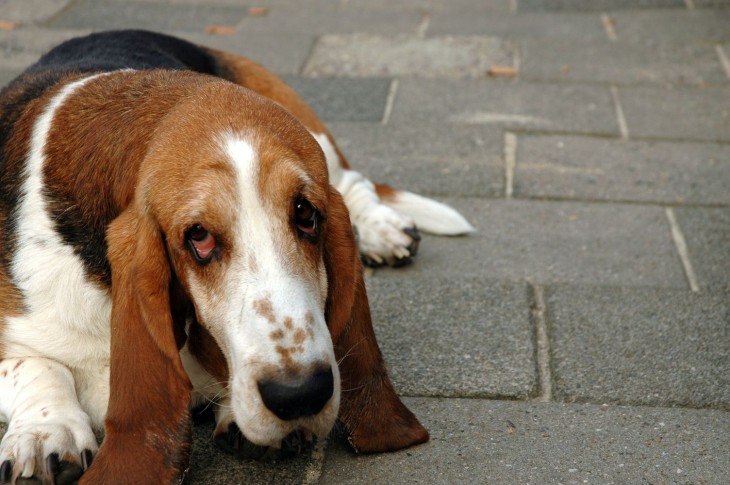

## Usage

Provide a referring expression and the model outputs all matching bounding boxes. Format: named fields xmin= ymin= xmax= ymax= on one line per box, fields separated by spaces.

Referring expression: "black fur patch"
xmin=27 ymin=30 xmax=218 ymax=75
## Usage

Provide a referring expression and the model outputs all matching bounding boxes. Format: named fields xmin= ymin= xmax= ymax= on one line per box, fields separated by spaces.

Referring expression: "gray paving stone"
xmin=521 ymin=38 xmax=727 ymax=86
xmin=514 ymin=135 xmax=730 ymax=205
xmin=174 ymin=31 xmax=315 ymax=75
xmin=390 ymin=79 xmax=621 ymax=136
xmin=280 ymin=76 xmax=391 ymax=122
xmin=49 ymin=0 xmax=250 ymax=31
xmin=364 ymin=277 xmax=536 ymax=398
xmin=547 ymin=285 xmax=730 ymax=409
xmin=236 ymin=9 xmax=423 ymax=36
xmin=338 ymin=0 xmax=513 ymax=11
xmin=611 ymin=9 xmax=730 ymax=43
xmin=303 ymin=34 xmax=515 ymax=79
xmin=0 ymin=28 xmax=91 ymax=71
xmin=0 ymin=0 xmax=72 ymax=25
xmin=428 ymin=11 xmax=607 ymax=39
xmin=695 ymin=0 xmax=730 ymax=7
xmin=101 ymin=0 xmax=329 ymax=5
xmin=0 ymin=69 xmax=22 ymax=88
xmin=382 ymin=198 xmax=687 ymax=288
xmin=327 ymin=122 xmax=504 ymax=197
xmin=101 ymin=0 xmax=511 ymax=12
xmin=519 ymin=0 xmax=684 ymax=10
xmin=619 ymin=85 xmax=730 ymax=142
xmin=674 ymin=207 xmax=730 ymax=289
xmin=321 ymin=398 xmax=730 ymax=484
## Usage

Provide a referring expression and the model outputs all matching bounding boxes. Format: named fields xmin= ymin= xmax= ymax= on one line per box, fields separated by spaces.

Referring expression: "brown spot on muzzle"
xmin=293 ymin=328 xmax=307 ymax=345
xmin=253 ymin=297 xmax=275 ymax=324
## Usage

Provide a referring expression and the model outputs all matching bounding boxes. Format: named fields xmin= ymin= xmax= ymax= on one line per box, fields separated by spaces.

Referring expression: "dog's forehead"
xmin=143 ymin=95 xmax=329 ymax=230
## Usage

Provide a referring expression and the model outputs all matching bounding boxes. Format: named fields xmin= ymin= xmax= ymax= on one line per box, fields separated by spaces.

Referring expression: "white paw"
xmin=352 ymin=203 xmax=421 ymax=267
xmin=0 ymin=411 xmax=97 ymax=484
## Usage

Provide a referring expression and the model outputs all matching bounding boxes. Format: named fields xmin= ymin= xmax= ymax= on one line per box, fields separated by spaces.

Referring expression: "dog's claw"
xmin=361 ymin=255 xmax=388 ymax=268
xmin=403 ymin=226 xmax=421 ymax=242
xmin=81 ymin=449 xmax=93 ymax=471
xmin=0 ymin=461 xmax=11 ymax=484
xmin=403 ymin=226 xmax=421 ymax=256
xmin=47 ymin=453 xmax=59 ymax=474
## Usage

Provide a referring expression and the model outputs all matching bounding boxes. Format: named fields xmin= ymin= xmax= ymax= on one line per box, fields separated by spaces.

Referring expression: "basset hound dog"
xmin=0 ymin=30 xmax=473 ymax=484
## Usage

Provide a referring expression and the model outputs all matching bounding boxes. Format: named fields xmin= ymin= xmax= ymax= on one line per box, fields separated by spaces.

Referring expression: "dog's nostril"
xmin=258 ymin=368 xmax=334 ymax=421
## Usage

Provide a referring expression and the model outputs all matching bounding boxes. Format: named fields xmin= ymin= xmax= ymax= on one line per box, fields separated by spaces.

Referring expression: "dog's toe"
xmin=354 ymin=204 xmax=422 ymax=268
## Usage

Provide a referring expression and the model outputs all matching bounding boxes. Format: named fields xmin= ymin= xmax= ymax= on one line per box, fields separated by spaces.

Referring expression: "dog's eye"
xmin=185 ymin=224 xmax=216 ymax=264
xmin=294 ymin=199 xmax=318 ymax=240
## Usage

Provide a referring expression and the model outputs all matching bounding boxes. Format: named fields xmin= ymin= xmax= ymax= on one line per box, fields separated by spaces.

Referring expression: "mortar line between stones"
xmin=416 ymin=12 xmax=431 ymax=38
xmin=684 ymin=0 xmax=696 ymax=9
xmin=665 ymin=208 xmax=700 ymax=292
xmin=715 ymin=45 xmax=730 ymax=80
xmin=531 ymin=283 xmax=552 ymax=402
xmin=504 ymin=132 xmax=517 ymax=199
xmin=610 ymin=86 xmax=630 ymax=140
xmin=381 ymin=79 xmax=399 ymax=125
xmin=600 ymin=13 xmax=618 ymax=42
xmin=302 ymin=436 xmax=329 ymax=485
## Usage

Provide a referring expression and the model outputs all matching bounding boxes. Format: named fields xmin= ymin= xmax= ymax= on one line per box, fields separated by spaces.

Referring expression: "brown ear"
xmin=81 ymin=208 xmax=192 ymax=484
xmin=324 ymin=188 xmax=429 ymax=453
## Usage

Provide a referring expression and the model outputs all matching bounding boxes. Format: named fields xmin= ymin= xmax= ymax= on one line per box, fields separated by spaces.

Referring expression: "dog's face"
xmin=139 ymin=82 xmax=339 ymax=447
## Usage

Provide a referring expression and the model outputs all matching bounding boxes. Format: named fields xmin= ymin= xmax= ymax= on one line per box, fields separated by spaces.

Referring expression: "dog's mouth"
xmin=214 ymin=423 xmax=313 ymax=461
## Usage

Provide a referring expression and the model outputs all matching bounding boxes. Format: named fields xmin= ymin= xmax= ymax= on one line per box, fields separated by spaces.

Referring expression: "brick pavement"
xmin=0 ymin=0 xmax=728 ymax=483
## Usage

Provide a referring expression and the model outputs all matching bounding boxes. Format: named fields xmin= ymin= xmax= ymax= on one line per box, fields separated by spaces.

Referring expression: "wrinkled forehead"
xmin=143 ymin=82 xmax=330 ymax=223
xmin=150 ymin=128 xmax=329 ymax=233
xmin=221 ymin=132 xmax=325 ymax=209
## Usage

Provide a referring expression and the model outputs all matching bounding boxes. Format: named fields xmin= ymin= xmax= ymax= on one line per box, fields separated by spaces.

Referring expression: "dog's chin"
xmin=215 ymin=423 xmax=314 ymax=461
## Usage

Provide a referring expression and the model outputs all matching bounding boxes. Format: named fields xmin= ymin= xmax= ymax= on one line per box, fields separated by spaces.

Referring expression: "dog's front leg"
xmin=0 ymin=357 xmax=97 ymax=484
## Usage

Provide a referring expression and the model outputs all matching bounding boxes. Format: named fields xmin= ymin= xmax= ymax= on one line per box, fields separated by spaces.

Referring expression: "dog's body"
xmin=0 ymin=30 xmax=470 ymax=484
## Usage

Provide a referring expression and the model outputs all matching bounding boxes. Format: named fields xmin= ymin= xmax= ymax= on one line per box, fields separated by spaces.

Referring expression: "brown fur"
xmin=81 ymin=207 xmax=193 ymax=483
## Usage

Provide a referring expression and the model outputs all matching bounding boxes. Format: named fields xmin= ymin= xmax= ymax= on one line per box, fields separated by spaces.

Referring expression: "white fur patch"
xmin=4 ymin=74 xmax=112 ymax=426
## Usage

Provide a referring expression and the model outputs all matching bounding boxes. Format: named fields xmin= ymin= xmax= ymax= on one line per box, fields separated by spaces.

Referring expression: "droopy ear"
xmin=80 ymin=208 xmax=192 ymax=485
xmin=324 ymin=188 xmax=429 ymax=453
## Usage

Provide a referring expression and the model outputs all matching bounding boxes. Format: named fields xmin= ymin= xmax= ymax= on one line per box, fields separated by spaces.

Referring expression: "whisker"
xmin=336 ymin=337 xmax=367 ymax=366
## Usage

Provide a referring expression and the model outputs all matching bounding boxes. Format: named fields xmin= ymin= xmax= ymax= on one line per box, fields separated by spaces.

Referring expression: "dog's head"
xmin=143 ymin=83 xmax=341 ymax=447
xmin=89 ymin=77 xmax=426 ymax=482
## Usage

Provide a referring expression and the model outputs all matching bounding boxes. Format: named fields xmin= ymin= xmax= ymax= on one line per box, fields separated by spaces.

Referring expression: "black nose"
xmin=258 ymin=368 xmax=334 ymax=421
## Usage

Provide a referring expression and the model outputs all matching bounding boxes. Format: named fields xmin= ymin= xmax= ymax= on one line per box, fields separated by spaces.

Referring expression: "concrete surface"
xmin=0 ymin=0 xmax=728 ymax=483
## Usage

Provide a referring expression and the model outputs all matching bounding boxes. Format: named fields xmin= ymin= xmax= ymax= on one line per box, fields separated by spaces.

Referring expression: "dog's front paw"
xmin=0 ymin=413 xmax=96 ymax=485
xmin=353 ymin=204 xmax=421 ymax=268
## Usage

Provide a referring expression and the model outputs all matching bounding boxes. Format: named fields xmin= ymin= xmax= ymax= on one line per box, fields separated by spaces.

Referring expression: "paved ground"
xmin=1 ymin=0 xmax=729 ymax=483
